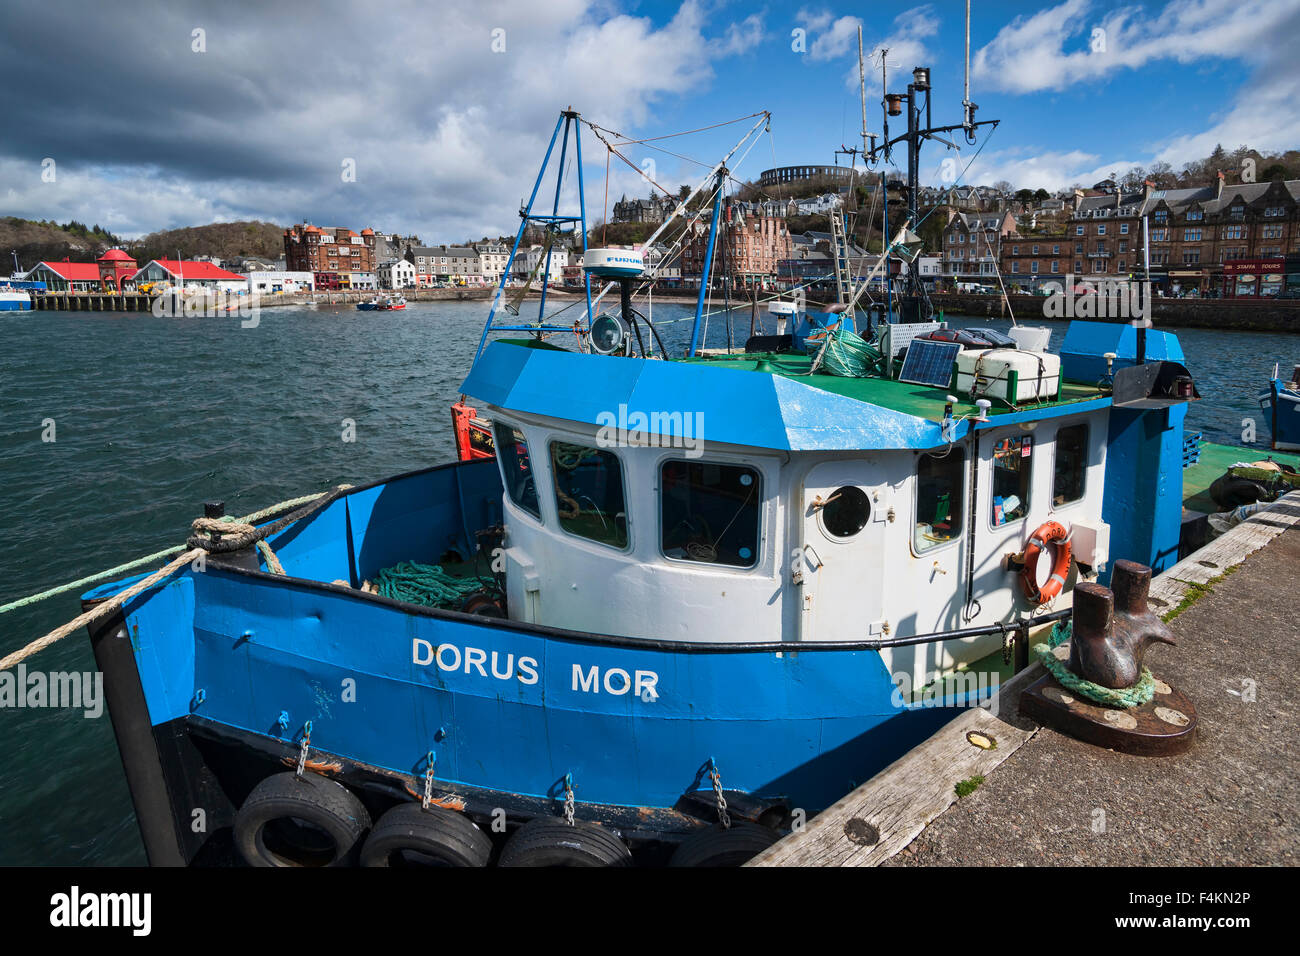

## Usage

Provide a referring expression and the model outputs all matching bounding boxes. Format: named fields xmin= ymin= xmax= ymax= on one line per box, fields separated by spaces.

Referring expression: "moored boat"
xmin=1260 ymin=364 xmax=1300 ymax=451
xmin=0 ymin=285 xmax=32 ymax=311
xmin=69 ymin=101 xmax=1209 ymax=868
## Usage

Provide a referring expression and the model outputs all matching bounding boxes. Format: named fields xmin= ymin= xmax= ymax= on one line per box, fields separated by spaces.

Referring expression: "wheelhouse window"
xmin=494 ymin=423 xmax=540 ymax=519
xmin=915 ymin=449 xmax=964 ymax=553
xmin=549 ymin=441 xmax=628 ymax=549
xmin=661 ymin=460 xmax=760 ymax=567
xmin=991 ymin=435 xmax=1032 ymax=526
xmin=1053 ymin=424 xmax=1088 ymax=506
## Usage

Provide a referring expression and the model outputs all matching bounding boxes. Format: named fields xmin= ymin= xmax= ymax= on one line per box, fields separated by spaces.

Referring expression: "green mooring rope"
xmin=1035 ymin=620 xmax=1155 ymax=709
xmin=374 ymin=561 xmax=484 ymax=609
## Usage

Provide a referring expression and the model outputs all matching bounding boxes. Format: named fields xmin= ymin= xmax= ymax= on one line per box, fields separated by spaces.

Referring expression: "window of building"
xmin=1051 ymin=261 xmax=1060 ymax=273
xmin=1184 ymin=228 xmax=1202 ymax=241
xmin=1187 ymin=209 xmax=1203 ymax=221
xmin=1153 ymin=210 xmax=1168 ymax=224
xmin=1031 ymin=245 xmax=1039 ymax=255
xmin=1031 ymin=260 xmax=1040 ymax=273
xmin=1076 ymin=225 xmax=1085 ymax=235
xmin=1053 ymin=244 xmax=1060 ymax=255
xmin=1053 ymin=424 xmax=1088 ymax=506
xmin=914 ymin=449 xmax=964 ymax=553
xmin=1183 ymin=250 xmax=1201 ymax=264
xmin=495 ymin=423 xmax=541 ymax=519
xmin=1074 ymin=260 xmax=1083 ymax=272
xmin=1011 ymin=245 xmax=1019 ymax=255
xmin=549 ymin=441 xmax=628 ymax=549
xmin=1010 ymin=261 xmax=1019 ymax=274
xmin=1223 ymin=225 xmax=1243 ymax=239
xmin=991 ymin=436 xmax=1032 ymax=526
xmin=1120 ymin=223 xmax=1130 ymax=234
xmin=661 ymin=460 xmax=760 ymax=567
xmin=1097 ymin=224 xmax=1107 ymax=235
xmin=1230 ymin=205 xmax=1245 ymax=220
xmin=1265 ymin=206 xmax=1286 ymax=217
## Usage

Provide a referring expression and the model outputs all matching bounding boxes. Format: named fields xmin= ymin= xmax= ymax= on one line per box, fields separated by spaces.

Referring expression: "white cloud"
xmin=974 ymin=0 xmax=1299 ymax=94
xmin=950 ymin=147 xmax=1145 ymax=193
xmin=967 ymin=0 xmax=1300 ymax=189
xmin=715 ymin=13 xmax=766 ymax=56
xmin=794 ymin=7 xmax=835 ymax=36
xmin=809 ymin=15 xmax=863 ymax=61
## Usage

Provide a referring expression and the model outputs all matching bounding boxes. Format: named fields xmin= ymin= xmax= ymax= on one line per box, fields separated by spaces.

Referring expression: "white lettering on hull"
xmin=411 ymin=640 xmax=659 ymax=698
xmin=412 ymin=639 xmax=539 ymax=685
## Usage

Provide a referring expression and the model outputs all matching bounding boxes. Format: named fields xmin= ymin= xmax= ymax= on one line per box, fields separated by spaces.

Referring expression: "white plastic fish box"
xmin=955 ymin=348 xmax=1061 ymax=405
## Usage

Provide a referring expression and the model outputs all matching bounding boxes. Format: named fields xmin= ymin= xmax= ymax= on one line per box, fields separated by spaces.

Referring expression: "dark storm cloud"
xmin=0 ymin=0 xmax=734 ymax=238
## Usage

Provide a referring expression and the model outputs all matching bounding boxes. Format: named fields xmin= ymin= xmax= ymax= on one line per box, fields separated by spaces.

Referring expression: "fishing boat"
xmin=357 ymin=295 xmax=406 ymax=311
xmin=58 ymin=2 xmax=1211 ymax=864
xmin=1259 ymin=364 xmax=1300 ymax=451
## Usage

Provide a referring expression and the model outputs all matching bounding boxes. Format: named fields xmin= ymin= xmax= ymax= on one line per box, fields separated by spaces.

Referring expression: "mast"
xmin=865 ymin=8 xmax=998 ymax=318
xmin=857 ymin=27 xmax=870 ymax=158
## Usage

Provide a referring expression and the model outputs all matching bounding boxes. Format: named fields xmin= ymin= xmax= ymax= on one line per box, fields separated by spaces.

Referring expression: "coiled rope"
xmin=374 ymin=561 xmax=486 ymax=609
xmin=0 ymin=486 xmax=351 ymax=672
xmin=1035 ymin=620 xmax=1155 ymax=709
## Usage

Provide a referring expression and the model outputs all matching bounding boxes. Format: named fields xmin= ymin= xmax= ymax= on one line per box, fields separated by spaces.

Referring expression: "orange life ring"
xmin=1021 ymin=521 xmax=1071 ymax=603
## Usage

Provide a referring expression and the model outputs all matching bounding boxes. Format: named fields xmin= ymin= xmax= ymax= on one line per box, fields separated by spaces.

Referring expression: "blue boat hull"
xmin=1260 ymin=379 xmax=1300 ymax=451
xmin=85 ymin=458 xmax=981 ymax=861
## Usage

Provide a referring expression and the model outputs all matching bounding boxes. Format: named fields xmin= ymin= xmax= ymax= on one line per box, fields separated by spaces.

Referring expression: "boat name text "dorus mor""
xmin=412 ymin=640 xmax=660 ymax=699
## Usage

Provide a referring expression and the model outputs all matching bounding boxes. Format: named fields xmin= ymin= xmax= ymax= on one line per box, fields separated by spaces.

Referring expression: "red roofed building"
xmin=98 ymin=248 xmax=137 ymax=289
xmin=284 ymin=222 xmax=377 ymax=273
xmin=131 ymin=259 xmax=247 ymax=291
xmin=26 ymin=249 xmax=141 ymax=292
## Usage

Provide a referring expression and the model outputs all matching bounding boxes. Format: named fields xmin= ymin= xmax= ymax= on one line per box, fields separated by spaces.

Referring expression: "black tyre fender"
xmin=497 ymin=818 xmax=632 ymax=867
xmin=1209 ymin=474 xmax=1275 ymax=510
xmin=234 ymin=772 xmax=371 ymax=867
xmin=669 ymin=821 xmax=780 ymax=867
xmin=360 ymin=803 xmax=492 ymax=867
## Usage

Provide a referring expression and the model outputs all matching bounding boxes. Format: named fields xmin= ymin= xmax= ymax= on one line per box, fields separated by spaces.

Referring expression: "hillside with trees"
xmin=2 ymin=218 xmax=122 ymax=271
xmin=127 ymin=220 xmax=285 ymax=265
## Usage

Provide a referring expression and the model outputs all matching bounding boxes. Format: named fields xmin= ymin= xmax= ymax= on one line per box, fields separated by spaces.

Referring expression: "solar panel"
xmin=899 ymin=339 xmax=961 ymax=388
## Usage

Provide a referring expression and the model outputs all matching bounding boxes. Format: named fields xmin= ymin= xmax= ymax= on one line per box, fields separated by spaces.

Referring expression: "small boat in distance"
xmin=357 ymin=295 xmax=407 ymax=311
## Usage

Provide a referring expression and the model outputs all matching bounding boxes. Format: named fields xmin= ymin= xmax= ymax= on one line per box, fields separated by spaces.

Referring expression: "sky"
xmin=2 ymin=0 xmax=1299 ymax=243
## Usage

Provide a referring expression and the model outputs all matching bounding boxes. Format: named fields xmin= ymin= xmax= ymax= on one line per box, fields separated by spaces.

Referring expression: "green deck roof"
xmin=676 ymin=351 xmax=1109 ymax=424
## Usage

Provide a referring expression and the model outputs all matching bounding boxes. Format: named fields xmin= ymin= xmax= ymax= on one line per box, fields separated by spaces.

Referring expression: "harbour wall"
xmin=930 ymin=292 xmax=1300 ymax=333
xmin=25 ymin=287 xmax=511 ymax=312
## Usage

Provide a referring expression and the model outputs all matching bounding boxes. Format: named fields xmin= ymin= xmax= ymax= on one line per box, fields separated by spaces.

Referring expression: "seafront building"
xmin=131 ymin=259 xmax=247 ymax=292
xmin=244 ymin=271 xmax=315 ymax=295
xmin=284 ymin=223 xmax=378 ymax=290
xmin=377 ymin=258 xmax=417 ymax=290
xmin=993 ymin=176 xmax=1300 ymax=296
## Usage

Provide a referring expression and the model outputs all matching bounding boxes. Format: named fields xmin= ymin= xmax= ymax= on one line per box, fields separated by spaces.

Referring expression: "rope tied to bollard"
xmin=0 ymin=485 xmax=352 ymax=672
xmin=1035 ymin=620 xmax=1156 ymax=710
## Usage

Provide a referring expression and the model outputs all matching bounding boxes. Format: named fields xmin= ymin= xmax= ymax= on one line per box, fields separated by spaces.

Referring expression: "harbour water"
xmin=0 ymin=301 xmax=1294 ymax=864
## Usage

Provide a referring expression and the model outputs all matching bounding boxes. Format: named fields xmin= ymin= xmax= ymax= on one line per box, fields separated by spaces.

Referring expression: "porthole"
xmin=822 ymin=486 xmax=871 ymax=538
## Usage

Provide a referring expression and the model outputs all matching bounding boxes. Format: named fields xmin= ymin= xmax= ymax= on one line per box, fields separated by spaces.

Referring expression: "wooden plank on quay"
xmin=747 ymin=662 xmax=1042 ymax=867
xmin=751 ymin=490 xmax=1300 ymax=867
xmin=1149 ymin=491 xmax=1300 ymax=613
